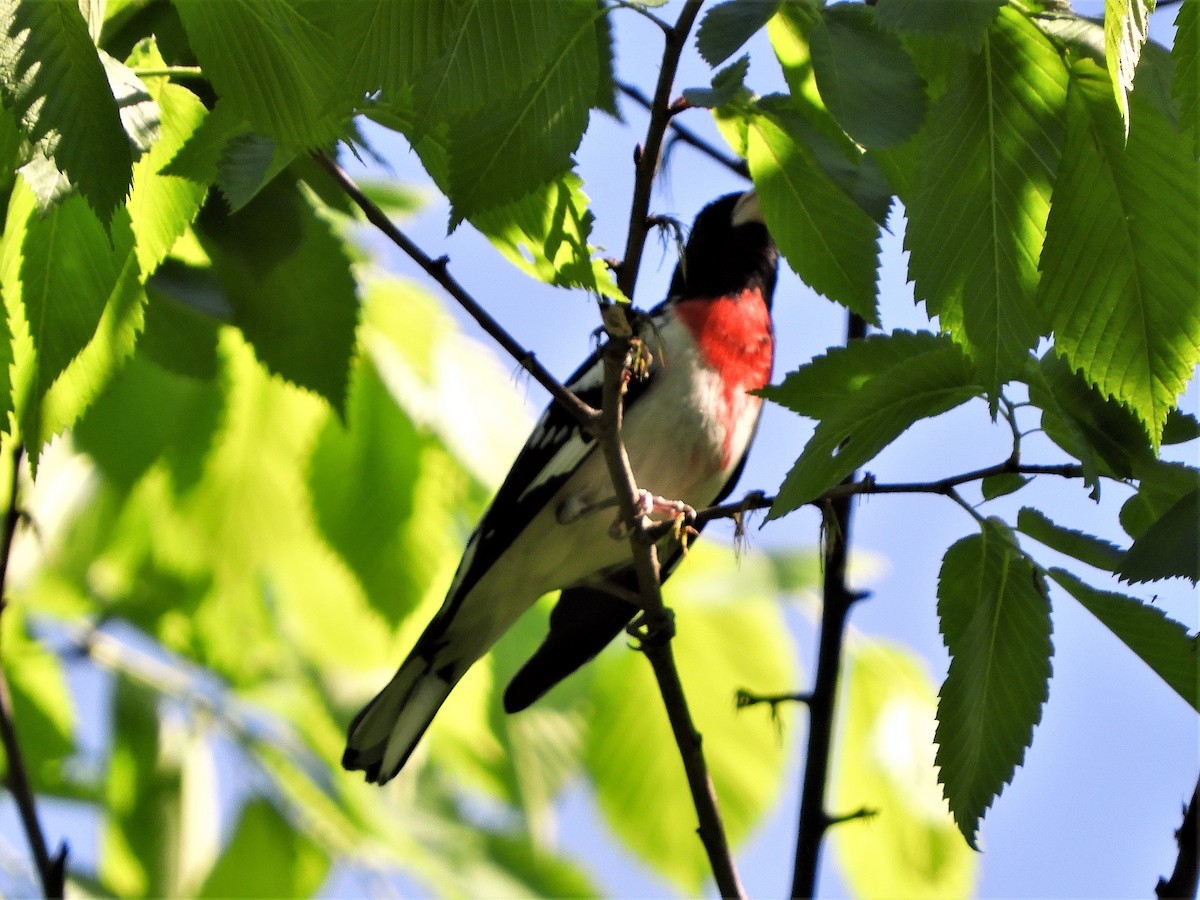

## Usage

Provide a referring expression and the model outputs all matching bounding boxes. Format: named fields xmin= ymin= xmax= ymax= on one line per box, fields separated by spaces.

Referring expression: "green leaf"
xmin=1118 ymin=487 xmax=1200 ymax=584
xmin=1039 ymin=59 xmax=1200 ymax=445
xmin=1016 ymin=507 xmax=1124 ymax=572
xmin=0 ymin=0 xmax=132 ymax=220
xmin=684 ymin=54 xmax=750 ymax=109
xmin=214 ymin=131 xmax=296 ymax=213
xmin=1027 ymin=352 xmax=1153 ymax=494
xmin=471 ymin=172 xmax=623 ymax=300
xmin=1104 ymin=0 xmax=1155 ymax=134
xmin=1176 ymin=0 xmax=1199 ymax=157
xmin=0 ymin=605 xmax=75 ymax=791
xmin=141 ymin=262 xmax=225 ymax=380
xmin=1120 ymin=461 xmax=1200 ymax=539
xmin=746 ymin=102 xmax=881 ymax=320
xmin=0 ymin=181 xmax=143 ymax=462
xmin=1163 ymin=409 xmax=1200 ymax=445
xmin=100 ymin=676 xmax=183 ymax=897
xmin=198 ymin=799 xmax=329 ymax=898
xmin=980 ymin=473 xmax=1030 ymax=500
xmin=935 ymin=520 xmax=1052 ymax=848
xmin=446 ymin=4 xmax=603 ymax=218
xmin=171 ymin=0 xmax=348 ymax=149
xmin=197 ymin=178 xmax=358 ymax=413
xmin=763 ymin=331 xmax=981 ymax=517
xmin=125 ymin=46 xmax=209 ymax=275
xmin=874 ymin=0 xmax=1004 ymax=49
xmin=809 ymin=4 xmax=927 ymax=149
xmin=586 ymin=546 xmax=799 ymax=893
xmin=832 ymin=641 xmax=978 ymax=900
xmin=906 ymin=8 xmax=1068 ymax=401
xmin=696 ymin=0 xmax=781 ymax=67
xmin=1049 ymin=568 xmax=1198 ymax=710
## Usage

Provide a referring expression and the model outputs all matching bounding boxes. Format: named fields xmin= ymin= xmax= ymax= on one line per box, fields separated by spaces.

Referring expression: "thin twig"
xmin=598 ymin=2 xmax=746 ymax=894
xmin=790 ymin=312 xmax=869 ymax=899
xmin=689 ymin=460 xmax=1087 ymax=529
xmin=0 ymin=445 xmax=66 ymax=899
xmin=312 ymin=153 xmax=598 ymax=431
xmin=1156 ymin=775 xmax=1200 ymax=899
xmin=615 ymin=0 xmax=706 ymax=301
xmin=617 ymin=81 xmax=750 ymax=179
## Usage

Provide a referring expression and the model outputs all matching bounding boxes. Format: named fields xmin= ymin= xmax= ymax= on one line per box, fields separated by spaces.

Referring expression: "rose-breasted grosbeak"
xmin=344 ymin=190 xmax=778 ymax=784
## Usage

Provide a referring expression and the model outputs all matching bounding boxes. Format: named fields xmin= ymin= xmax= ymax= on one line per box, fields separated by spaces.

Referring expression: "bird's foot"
xmin=610 ymin=491 xmax=696 ymax=541
xmin=626 ymin=606 xmax=676 ymax=647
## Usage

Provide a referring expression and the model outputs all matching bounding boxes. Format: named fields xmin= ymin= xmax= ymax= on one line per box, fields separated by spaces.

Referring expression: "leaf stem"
xmin=0 ymin=444 xmax=66 ymax=899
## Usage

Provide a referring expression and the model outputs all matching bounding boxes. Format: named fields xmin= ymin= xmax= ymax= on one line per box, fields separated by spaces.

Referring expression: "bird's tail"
xmin=342 ymin=652 xmax=454 ymax=784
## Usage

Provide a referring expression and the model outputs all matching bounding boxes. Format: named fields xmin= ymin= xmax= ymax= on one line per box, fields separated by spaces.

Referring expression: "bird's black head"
xmin=668 ymin=191 xmax=778 ymax=306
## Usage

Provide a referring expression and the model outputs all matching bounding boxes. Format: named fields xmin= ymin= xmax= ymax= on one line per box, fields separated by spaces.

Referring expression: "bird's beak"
xmin=732 ymin=189 xmax=763 ymax=227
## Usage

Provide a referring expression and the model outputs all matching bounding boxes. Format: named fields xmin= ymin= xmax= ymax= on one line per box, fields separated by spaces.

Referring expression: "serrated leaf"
xmin=172 ymin=0 xmax=348 ymax=149
xmin=764 ymin=331 xmax=981 ymax=516
xmin=1039 ymin=59 xmax=1200 ymax=445
xmin=935 ymin=521 xmax=1052 ymax=848
xmin=0 ymin=181 xmax=142 ymax=462
xmin=832 ymin=641 xmax=978 ymax=900
xmin=1120 ymin=460 xmax=1200 ymax=539
xmin=809 ymin=4 xmax=927 ymax=149
xmin=906 ymin=8 xmax=1068 ymax=401
xmin=1016 ymin=507 xmax=1124 ymax=572
xmin=446 ymin=5 xmax=603 ymax=218
xmin=214 ymin=131 xmax=296 ymax=213
xmin=746 ymin=103 xmax=881 ymax=319
xmin=1118 ymin=487 xmax=1200 ymax=584
xmin=197 ymin=178 xmax=358 ymax=413
xmin=874 ymin=0 xmax=1004 ymax=49
xmin=585 ymin=546 xmax=798 ymax=893
xmin=1105 ymin=0 xmax=1155 ymax=134
xmin=125 ymin=47 xmax=209 ymax=276
xmin=471 ymin=171 xmax=623 ymax=300
xmin=1176 ymin=0 xmax=1199 ymax=157
xmin=1163 ymin=409 xmax=1200 ymax=444
xmin=1027 ymin=352 xmax=1153 ymax=494
xmin=981 ymin=472 xmax=1030 ymax=500
xmin=1049 ymin=568 xmax=1198 ymax=709
xmin=198 ymin=799 xmax=329 ymax=898
xmin=696 ymin=0 xmax=781 ymax=67
xmin=0 ymin=0 xmax=131 ymax=220
xmin=683 ymin=54 xmax=750 ymax=108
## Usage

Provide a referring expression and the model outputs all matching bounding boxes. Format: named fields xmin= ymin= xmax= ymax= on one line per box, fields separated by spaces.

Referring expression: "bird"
xmin=343 ymin=190 xmax=778 ymax=784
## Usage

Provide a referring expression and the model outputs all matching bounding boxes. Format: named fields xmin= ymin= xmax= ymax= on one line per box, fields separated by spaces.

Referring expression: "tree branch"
xmin=597 ymin=3 xmax=746 ymax=895
xmin=615 ymin=0 xmax=706 ymax=301
xmin=0 ymin=445 xmax=66 ymax=899
xmin=312 ymin=153 xmax=598 ymax=431
xmin=1157 ymin=775 xmax=1200 ymax=899
xmin=790 ymin=313 xmax=868 ymax=899
xmin=688 ymin=460 xmax=1088 ymax=530
xmin=616 ymin=81 xmax=750 ymax=179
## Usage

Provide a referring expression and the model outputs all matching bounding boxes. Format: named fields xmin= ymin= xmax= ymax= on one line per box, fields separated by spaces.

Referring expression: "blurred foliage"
xmin=0 ymin=0 xmax=1195 ymax=896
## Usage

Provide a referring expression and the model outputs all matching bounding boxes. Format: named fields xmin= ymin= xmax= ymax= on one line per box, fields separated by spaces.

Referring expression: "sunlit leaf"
xmin=935 ymin=520 xmax=1052 ymax=848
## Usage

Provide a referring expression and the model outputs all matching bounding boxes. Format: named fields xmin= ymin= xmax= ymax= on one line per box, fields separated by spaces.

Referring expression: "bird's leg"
xmin=609 ymin=490 xmax=697 ymax=542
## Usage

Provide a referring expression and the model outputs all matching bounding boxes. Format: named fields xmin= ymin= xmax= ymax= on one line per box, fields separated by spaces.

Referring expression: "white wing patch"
xmin=516 ymin=431 xmax=595 ymax=502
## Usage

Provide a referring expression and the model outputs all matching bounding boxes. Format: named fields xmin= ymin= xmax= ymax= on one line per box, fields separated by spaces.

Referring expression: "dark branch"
xmin=689 ymin=460 xmax=1088 ymax=529
xmin=1157 ymin=775 xmax=1200 ymax=899
xmin=736 ymin=689 xmax=812 ymax=710
xmin=0 ymin=446 xmax=66 ymax=899
xmin=313 ymin=153 xmax=598 ymax=431
xmin=791 ymin=312 xmax=868 ymax=899
xmin=617 ymin=81 xmax=750 ymax=179
xmin=615 ymin=0 xmax=706 ymax=302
